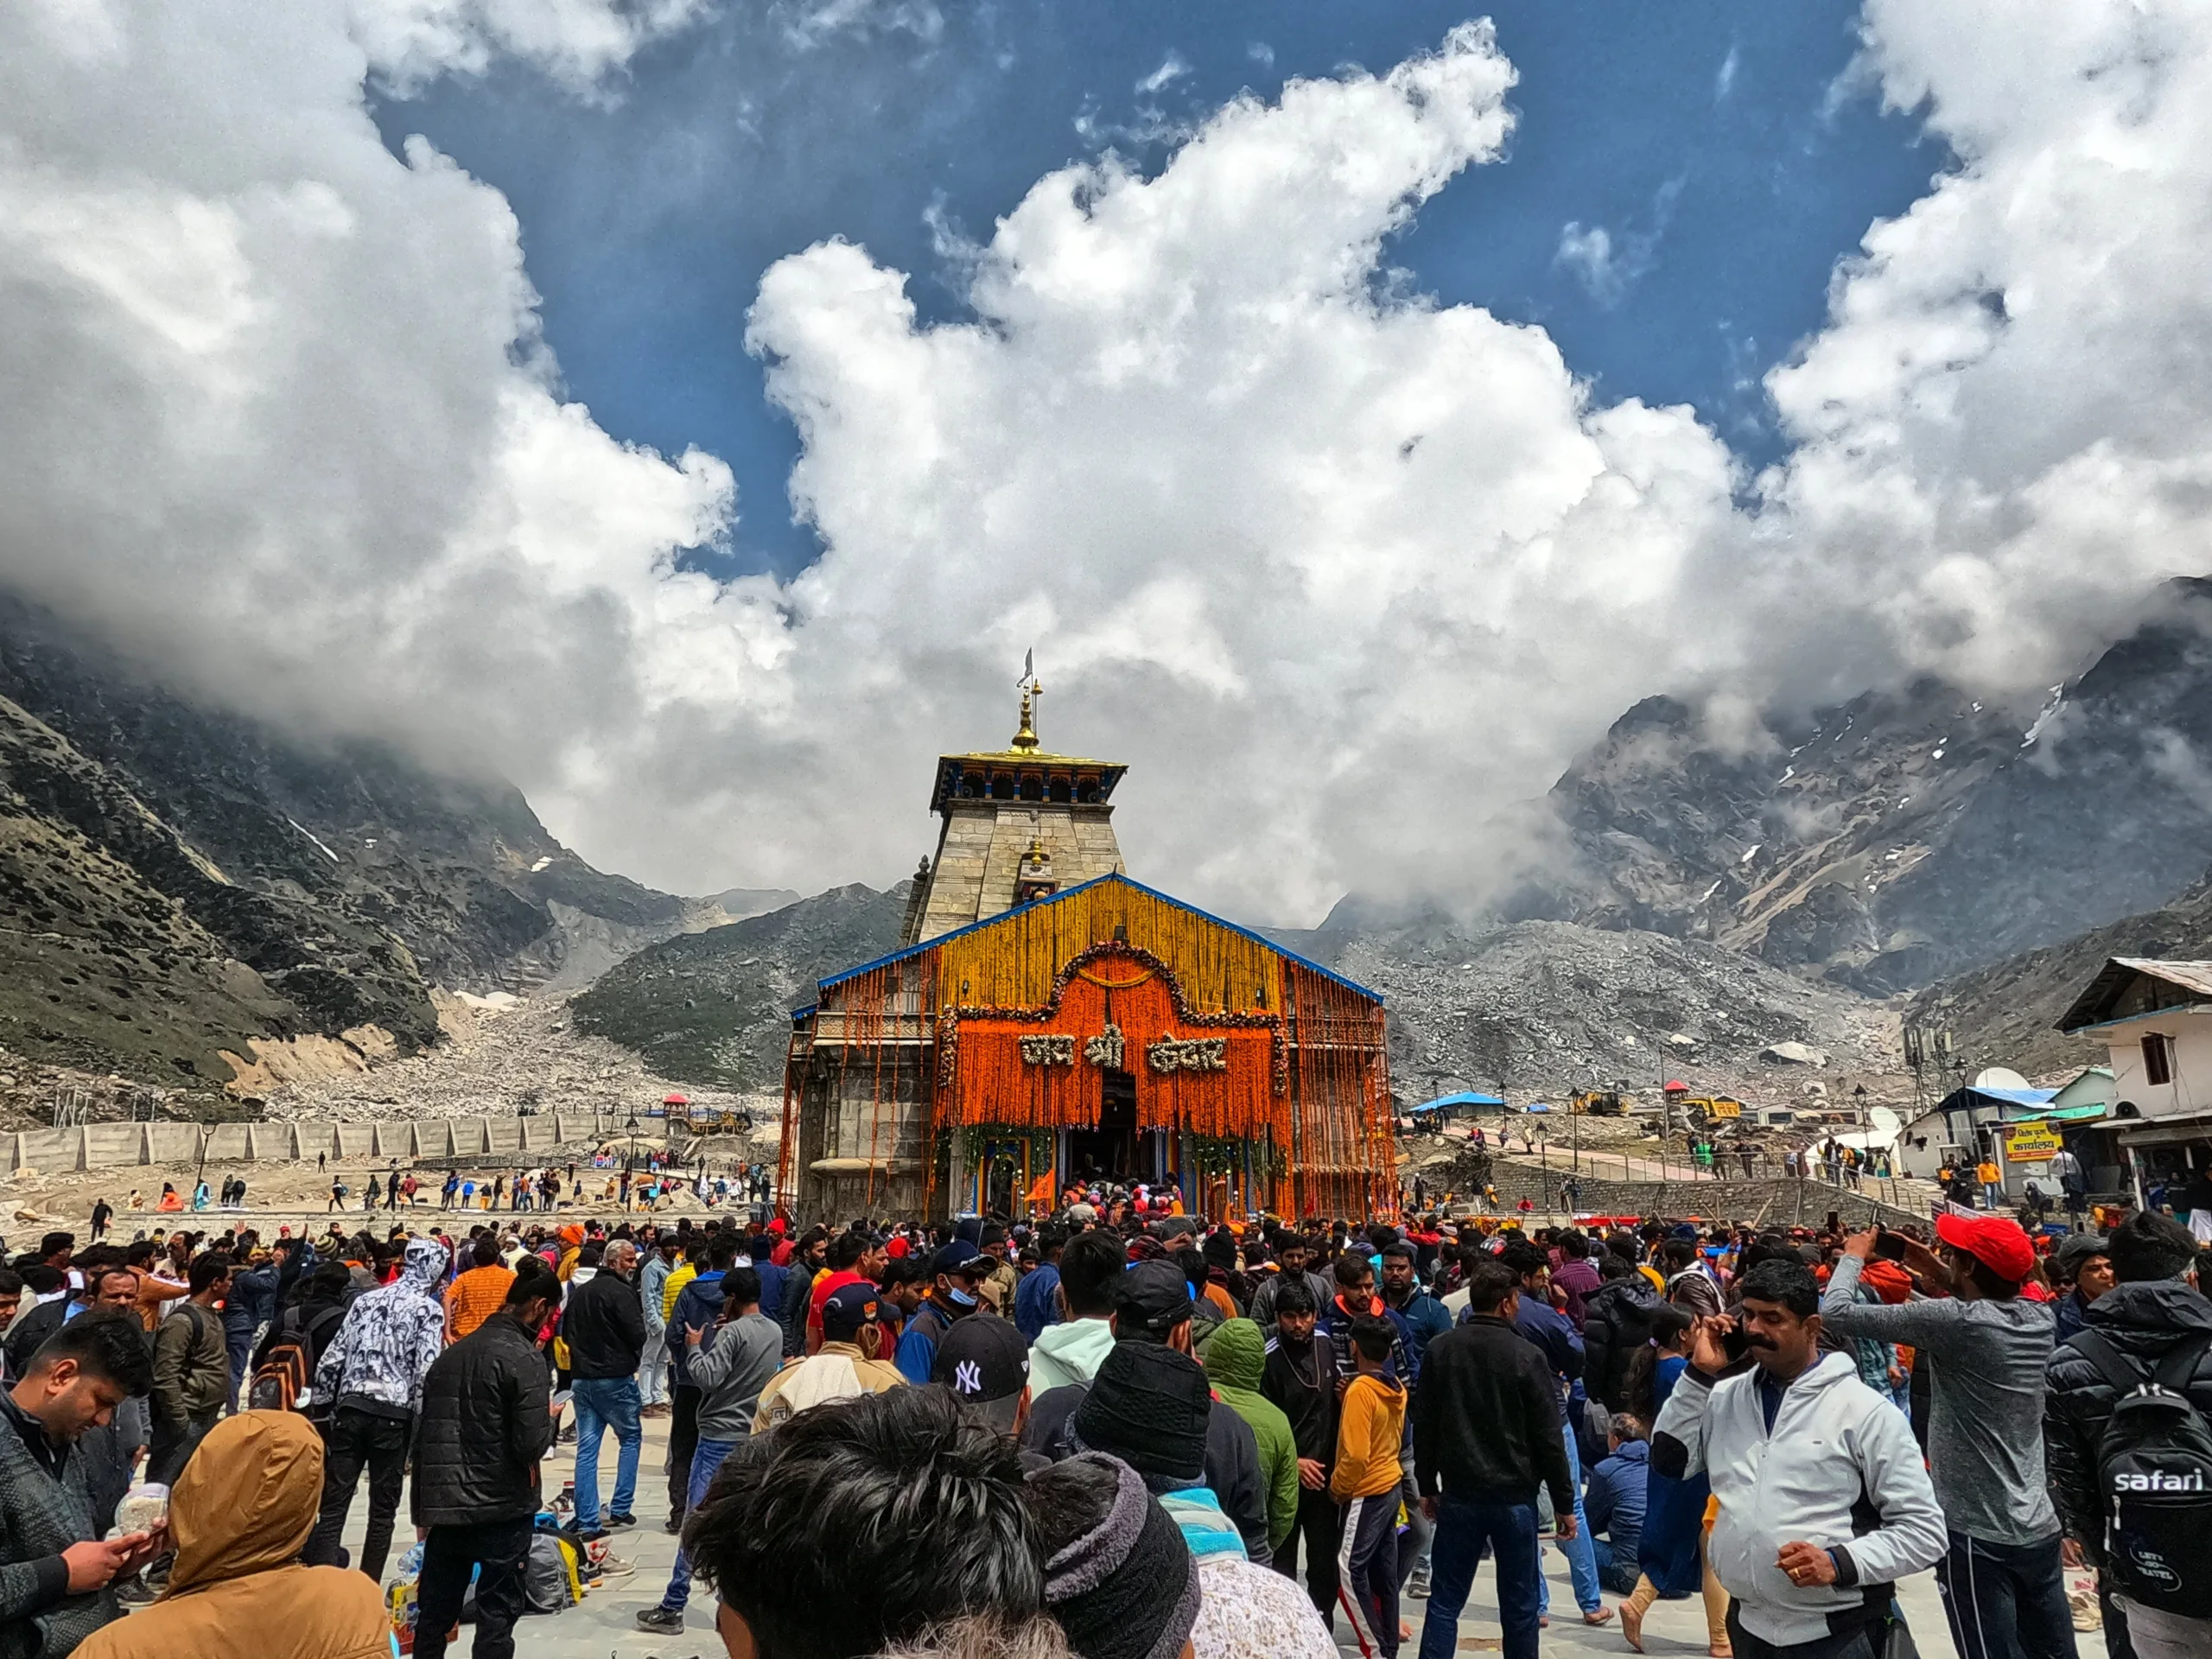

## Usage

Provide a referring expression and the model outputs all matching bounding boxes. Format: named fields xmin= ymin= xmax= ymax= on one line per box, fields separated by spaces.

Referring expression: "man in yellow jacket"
xmin=1332 ymin=1316 xmax=1408 ymax=1659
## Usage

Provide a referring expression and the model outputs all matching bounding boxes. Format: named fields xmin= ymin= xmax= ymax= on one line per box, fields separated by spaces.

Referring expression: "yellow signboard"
xmin=2004 ymin=1121 xmax=2063 ymax=1162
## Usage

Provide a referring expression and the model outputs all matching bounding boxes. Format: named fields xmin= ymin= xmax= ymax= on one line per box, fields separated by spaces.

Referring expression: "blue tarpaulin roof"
xmin=1969 ymin=1086 xmax=2057 ymax=1109
xmin=1410 ymin=1091 xmax=1505 ymax=1112
xmin=1932 ymin=1084 xmax=2059 ymax=1119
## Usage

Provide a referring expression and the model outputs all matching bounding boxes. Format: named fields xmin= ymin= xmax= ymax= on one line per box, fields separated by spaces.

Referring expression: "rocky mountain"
xmin=1905 ymin=865 xmax=2212 ymax=1081
xmin=1274 ymin=912 xmax=1899 ymax=1104
xmin=0 ymin=597 xmax=726 ymax=1095
xmin=573 ymin=874 xmax=1896 ymax=1108
xmin=570 ymin=881 xmax=911 ymax=1090
xmin=1543 ymin=576 xmax=2212 ymax=991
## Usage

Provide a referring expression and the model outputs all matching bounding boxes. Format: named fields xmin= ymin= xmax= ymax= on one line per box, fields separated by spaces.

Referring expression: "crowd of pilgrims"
xmin=1 ymin=1198 xmax=2209 ymax=1659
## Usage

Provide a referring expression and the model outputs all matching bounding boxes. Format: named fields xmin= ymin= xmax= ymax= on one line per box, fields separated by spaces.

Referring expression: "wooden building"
xmin=779 ymin=690 xmax=1393 ymax=1222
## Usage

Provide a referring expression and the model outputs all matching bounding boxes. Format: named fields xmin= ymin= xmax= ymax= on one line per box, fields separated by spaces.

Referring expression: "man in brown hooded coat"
xmin=73 ymin=1411 xmax=389 ymax=1659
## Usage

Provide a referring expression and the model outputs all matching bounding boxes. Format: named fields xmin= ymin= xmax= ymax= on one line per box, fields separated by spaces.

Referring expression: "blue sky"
xmin=378 ymin=1 xmax=1941 ymax=581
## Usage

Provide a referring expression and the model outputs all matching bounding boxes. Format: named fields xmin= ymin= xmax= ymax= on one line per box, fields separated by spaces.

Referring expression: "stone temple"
xmin=779 ymin=682 xmax=1395 ymax=1223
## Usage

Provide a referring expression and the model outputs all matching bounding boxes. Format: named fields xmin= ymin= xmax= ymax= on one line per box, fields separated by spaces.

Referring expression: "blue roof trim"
xmin=815 ymin=872 xmax=1382 ymax=1002
xmin=1413 ymin=1091 xmax=1504 ymax=1111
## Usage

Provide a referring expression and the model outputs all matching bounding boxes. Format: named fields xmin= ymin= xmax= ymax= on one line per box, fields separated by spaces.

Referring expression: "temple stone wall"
xmin=917 ymin=802 xmax=1124 ymax=941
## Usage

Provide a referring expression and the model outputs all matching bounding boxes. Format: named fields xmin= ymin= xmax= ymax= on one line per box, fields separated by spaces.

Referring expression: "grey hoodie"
xmin=1822 ymin=1252 xmax=2059 ymax=1545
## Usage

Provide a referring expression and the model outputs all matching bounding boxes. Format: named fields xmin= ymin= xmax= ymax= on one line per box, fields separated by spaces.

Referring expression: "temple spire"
xmin=1012 ymin=656 xmax=1042 ymax=752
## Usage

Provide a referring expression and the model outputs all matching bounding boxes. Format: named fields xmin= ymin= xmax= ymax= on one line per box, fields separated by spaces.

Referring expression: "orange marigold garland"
xmin=815 ymin=919 xmax=1392 ymax=1219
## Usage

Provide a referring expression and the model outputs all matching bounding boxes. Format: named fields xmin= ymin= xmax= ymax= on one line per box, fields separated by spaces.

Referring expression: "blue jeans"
xmin=1417 ymin=1495 xmax=1541 ymax=1659
xmin=1591 ymin=1536 xmax=1640 ymax=1596
xmin=570 ymin=1376 xmax=643 ymax=1529
xmin=659 ymin=1436 xmax=739 ymax=1611
xmin=1536 ymin=1421 xmax=1602 ymax=1615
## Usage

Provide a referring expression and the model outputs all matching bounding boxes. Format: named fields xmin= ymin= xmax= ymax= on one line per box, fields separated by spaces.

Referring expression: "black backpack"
xmin=2068 ymin=1328 xmax=2212 ymax=1618
xmin=248 ymin=1303 xmax=345 ymax=1417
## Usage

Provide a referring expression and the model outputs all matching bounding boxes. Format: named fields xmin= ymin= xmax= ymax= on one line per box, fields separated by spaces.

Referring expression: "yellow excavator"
xmin=1569 ymin=1089 xmax=1627 ymax=1116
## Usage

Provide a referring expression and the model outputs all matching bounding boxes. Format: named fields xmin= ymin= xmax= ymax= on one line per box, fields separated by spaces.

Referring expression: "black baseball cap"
xmin=932 ymin=1315 xmax=1032 ymax=1430
xmin=1114 ymin=1259 xmax=1194 ymax=1339
xmin=820 ymin=1281 xmax=884 ymax=1341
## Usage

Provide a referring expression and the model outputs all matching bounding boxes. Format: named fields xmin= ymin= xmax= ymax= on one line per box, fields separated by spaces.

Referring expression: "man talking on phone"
xmin=1653 ymin=1258 xmax=1944 ymax=1659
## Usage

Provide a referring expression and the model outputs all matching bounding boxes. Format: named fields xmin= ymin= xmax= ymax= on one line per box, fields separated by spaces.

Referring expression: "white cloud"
xmin=346 ymin=0 xmax=711 ymax=93
xmin=1136 ymin=50 xmax=1191 ymax=95
xmin=1554 ymin=175 xmax=1685 ymax=307
xmin=9 ymin=0 xmax=2212 ymax=930
xmin=1554 ymin=222 xmax=1622 ymax=303
xmin=747 ymin=23 xmax=1747 ymax=918
xmin=0 ymin=0 xmax=752 ymax=870
xmin=1755 ymin=0 xmax=2212 ymax=709
xmin=772 ymin=0 xmax=944 ymax=51
xmin=1714 ymin=42 xmax=1739 ymax=102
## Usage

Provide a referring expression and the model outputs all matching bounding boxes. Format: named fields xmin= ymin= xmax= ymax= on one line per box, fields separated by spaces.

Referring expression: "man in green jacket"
xmin=1199 ymin=1317 xmax=1299 ymax=1557
xmin=148 ymin=1254 xmax=231 ymax=1487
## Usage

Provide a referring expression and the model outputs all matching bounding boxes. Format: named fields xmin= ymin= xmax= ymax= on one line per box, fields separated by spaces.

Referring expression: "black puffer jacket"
xmin=410 ymin=1310 xmax=554 ymax=1529
xmin=1582 ymin=1278 xmax=1687 ymax=1412
xmin=2044 ymin=1278 xmax=2212 ymax=1567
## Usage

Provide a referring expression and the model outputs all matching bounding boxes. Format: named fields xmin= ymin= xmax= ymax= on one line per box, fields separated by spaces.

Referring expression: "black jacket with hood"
xmin=1582 ymin=1278 xmax=1688 ymax=1413
xmin=2044 ymin=1277 xmax=2212 ymax=1567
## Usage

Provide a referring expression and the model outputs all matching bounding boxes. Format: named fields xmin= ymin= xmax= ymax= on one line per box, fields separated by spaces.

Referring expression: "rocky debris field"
xmin=1319 ymin=916 xmax=1907 ymax=1109
xmin=0 ymin=1045 xmax=177 ymax=1134
xmin=264 ymin=991 xmax=775 ymax=1126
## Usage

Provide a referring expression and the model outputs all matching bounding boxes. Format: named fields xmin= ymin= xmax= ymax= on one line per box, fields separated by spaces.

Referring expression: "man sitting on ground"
xmin=1581 ymin=1413 xmax=1649 ymax=1596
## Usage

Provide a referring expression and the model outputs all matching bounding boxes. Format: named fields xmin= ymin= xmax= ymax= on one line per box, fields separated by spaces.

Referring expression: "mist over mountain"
xmin=1905 ymin=861 xmax=2212 ymax=1083
xmin=0 ymin=598 xmax=733 ymax=1094
xmin=1326 ymin=577 xmax=2212 ymax=1002
xmin=10 ymin=566 xmax=2212 ymax=1103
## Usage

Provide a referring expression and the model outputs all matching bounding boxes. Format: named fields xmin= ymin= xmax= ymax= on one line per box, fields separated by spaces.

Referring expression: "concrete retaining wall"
xmin=6 ymin=1113 xmax=613 ymax=1175
xmin=1473 ymin=1157 xmax=1932 ymax=1230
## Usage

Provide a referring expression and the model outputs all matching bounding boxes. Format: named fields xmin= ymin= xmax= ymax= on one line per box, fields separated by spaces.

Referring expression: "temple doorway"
xmin=980 ymin=1142 xmax=1022 ymax=1217
xmin=1068 ymin=1069 xmax=1158 ymax=1186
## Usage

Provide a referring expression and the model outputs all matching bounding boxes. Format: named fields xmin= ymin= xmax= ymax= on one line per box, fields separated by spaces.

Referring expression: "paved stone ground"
xmin=297 ymin=1412 xmax=1963 ymax=1659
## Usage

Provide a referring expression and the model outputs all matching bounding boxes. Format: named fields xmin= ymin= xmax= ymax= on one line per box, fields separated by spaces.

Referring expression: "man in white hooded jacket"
xmin=1652 ymin=1256 xmax=1945 ymax=1659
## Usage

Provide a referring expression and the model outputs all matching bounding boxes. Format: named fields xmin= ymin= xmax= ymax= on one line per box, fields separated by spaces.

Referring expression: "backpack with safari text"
xmin=2067 ymin=1328 xmax=2212 ymax=1618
